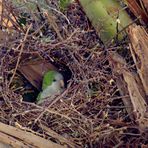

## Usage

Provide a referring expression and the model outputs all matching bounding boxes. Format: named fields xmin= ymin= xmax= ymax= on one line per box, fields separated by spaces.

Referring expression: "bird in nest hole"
xmin=37 ymin=70 xmax=65 ymax=104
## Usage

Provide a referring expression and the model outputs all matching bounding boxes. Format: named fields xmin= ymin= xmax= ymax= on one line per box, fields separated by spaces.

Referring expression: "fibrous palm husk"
xmin=126 ymin=0 xmax=148 ymax=25
xmin=128 ymin=25 xmax=148 ymax=96
xmin=109 ymin=24 xmax=148 ymax=130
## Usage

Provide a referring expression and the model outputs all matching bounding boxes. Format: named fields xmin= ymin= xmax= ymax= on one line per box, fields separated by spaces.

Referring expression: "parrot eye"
xmin=53 ymin=79 xmax=56 ymax=82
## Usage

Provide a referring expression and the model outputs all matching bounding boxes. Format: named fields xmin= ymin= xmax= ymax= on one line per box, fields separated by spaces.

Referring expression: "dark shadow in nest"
xmin=17 ymin=71 xmax=39 ymax=103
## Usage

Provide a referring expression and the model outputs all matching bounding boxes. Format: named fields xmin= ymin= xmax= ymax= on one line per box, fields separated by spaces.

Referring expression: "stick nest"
xmin=0 ymin=0 xmax=148 ymax=147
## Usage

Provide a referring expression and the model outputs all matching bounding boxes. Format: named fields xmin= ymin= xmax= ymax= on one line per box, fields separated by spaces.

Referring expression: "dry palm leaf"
xmin=0 ymin=122 xmax=64 ymax=148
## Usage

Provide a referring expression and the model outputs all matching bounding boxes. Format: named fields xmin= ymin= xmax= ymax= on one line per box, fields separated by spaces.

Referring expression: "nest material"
xmin=0 ymin=0 xmax=148 ymax=147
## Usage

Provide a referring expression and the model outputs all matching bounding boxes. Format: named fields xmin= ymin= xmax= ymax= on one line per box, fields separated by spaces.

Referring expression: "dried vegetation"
xmin=0 ymin=0 xmax=148 ymax=147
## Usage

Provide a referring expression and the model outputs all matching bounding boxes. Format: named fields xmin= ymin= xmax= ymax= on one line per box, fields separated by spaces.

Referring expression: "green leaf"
xmin=79 ymin=0 xmax=132 ymax=43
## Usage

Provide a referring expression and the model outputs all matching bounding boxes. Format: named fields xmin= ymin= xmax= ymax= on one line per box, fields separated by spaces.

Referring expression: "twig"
xmin=34 ymin=82 xmax=72 ymax=123
xmin=40 ymin=124 xmax=76 ymax=148
xmin=44 ymin=11 xmax=63 ymax=41
xmin=8 ymin=24 xmax=32 ymax=87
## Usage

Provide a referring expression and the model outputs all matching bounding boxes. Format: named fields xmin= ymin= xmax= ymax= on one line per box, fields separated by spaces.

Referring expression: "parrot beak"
xmin=60 ymin=80 xmax=64 ymax=88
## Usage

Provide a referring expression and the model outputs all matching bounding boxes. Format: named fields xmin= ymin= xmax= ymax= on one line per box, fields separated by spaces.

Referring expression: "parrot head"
xmin=37 ymin=70 xmax=65 ymax=104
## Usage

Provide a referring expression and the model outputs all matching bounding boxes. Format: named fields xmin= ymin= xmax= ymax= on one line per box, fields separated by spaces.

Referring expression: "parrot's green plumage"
xmin=37 ymin=70 xmax=65 ymax=104
xmin=42 ymin=71 xmax=57 ymax=90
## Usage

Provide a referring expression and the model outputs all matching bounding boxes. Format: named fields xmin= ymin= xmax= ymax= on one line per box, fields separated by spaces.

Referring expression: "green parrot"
xmin=37 ymin=70 xmax=65 ymax=104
